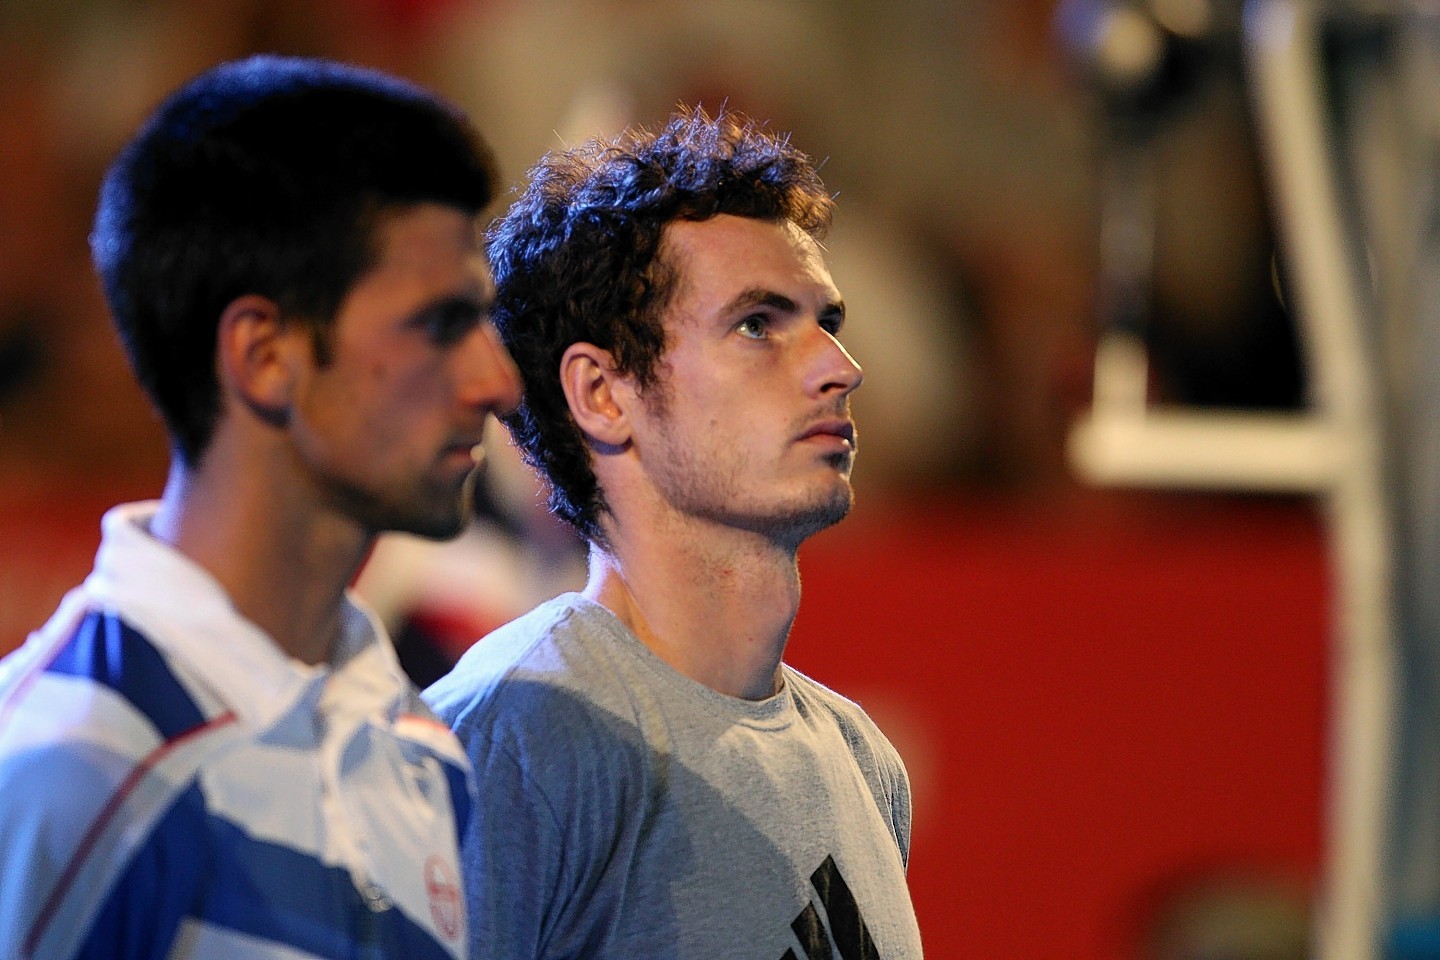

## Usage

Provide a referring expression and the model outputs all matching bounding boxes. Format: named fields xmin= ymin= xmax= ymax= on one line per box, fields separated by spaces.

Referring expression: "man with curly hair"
xmin=425 ymin=105 xmax=923 ymax=960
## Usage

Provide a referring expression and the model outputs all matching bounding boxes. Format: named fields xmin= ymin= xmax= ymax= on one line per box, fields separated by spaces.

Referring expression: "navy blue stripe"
xmin=77 ymin=783 xmax=454 ymax=960
xmin=46 ymin=611 xmax=206 ymax=741
xmin=71 ymin=783 xmax=208 ymax=960
xmin=200 ymin=805 xmax=454 ymax=959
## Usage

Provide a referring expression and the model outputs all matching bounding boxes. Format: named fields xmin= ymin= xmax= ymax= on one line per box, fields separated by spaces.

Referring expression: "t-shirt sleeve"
xmin=800 ymin=677 xmax=915 ymax=868
xmin=884 ymin=747 xmax=914 ymax=868
xmin=458 ymin=733 xmax=568 ymax=960
xmin=443 ymin=679 xmax=647 ymax=960
xmin=849 ymin=716 xmax=913 ymax=867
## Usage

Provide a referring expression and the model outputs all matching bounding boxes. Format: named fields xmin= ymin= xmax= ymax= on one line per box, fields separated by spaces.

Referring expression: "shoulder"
xmin=0 ymin=601 xmax=237 ymax=776
xmin=425 ymin=594 xmax=623 ymax=722
xmin=782 ymin=665 xmax=912 ymax=814
xmin=2 ymin=605 xmax=227 ymax=760
xmin=424 ymin=594 xmax=653 ymax=783
xmin=784 ymin=667 xmax=900 ymax=760
xmin=0 ymin=610 xmax=232 ymax=957
xmin=0 ymin=604 xmax=237 ymax=834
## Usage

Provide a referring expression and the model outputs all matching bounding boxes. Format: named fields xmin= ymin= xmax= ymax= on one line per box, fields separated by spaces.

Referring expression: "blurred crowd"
xmin=0 ymin=0 xmax=1296 ymax=661
xmin=0 ymin=4 xmax=1326 ymax=958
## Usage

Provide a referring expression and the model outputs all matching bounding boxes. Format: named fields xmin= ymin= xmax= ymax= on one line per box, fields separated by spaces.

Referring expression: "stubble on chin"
xmin=330 ymin=465 xmax=477 ymax=542
xmin=768 ymin=479 xmax=855 ymax=545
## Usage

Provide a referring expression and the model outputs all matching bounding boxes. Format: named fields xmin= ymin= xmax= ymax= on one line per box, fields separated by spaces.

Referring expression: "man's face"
xmin=288 ymin=202 xmax=521 ymax=540
xmin=628 ymin=213 xmax=863 ymax=547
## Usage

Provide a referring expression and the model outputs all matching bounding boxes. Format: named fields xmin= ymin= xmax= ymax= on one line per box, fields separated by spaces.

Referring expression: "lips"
xmin=443 ymin=438 xmax=488 ymax=467
xmin=797 ymin=419 xmax=856 ymax=449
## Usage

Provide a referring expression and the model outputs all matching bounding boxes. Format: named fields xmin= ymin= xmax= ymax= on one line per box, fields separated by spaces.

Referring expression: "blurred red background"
xmin=0 ymin=1 xmax=1327 ymax=956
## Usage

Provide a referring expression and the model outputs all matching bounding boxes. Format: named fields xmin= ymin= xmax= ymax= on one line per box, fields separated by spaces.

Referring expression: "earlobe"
xmin=560 ymin=342 xmax=631 ymax=449
xmin=216 ymin=294 xmax=298 ymax=426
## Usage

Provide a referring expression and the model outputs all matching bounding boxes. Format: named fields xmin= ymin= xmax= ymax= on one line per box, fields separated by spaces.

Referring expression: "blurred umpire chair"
xmin=1060 ymin=1 xmax=1440 ymax=958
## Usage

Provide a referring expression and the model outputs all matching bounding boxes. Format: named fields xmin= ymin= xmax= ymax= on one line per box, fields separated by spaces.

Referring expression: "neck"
xmin=150 ymin=453 xmax=371 ymax=666
xmin=583 ymin=516 xmax=802 ymax=700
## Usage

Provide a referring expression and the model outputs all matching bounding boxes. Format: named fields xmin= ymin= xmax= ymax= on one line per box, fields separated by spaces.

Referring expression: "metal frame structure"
xmin=1068 ymin=2 xmax=1436 ymax=956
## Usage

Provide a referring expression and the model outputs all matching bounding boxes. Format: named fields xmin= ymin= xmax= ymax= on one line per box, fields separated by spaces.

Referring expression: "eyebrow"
xmin=728 ymin=288 xmax=796 ymax=314
xmin=725 ymin=287 xmax=846 ymax=323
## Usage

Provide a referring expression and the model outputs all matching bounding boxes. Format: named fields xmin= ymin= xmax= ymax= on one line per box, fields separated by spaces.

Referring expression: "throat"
xmin=585 ymin=543 xmax=799 ymax=700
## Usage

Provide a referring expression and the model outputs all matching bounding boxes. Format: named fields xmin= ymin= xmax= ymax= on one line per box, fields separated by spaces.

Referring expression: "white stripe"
xmin=2 ymin=672 xmax=163 ymax=761
xmin=169 ymin=917 xmax=326 ymax=960
xmin=200 ymin=737 xmax=331 ymax=858
xmin=26 ymin=715 xmax=241 ymax=960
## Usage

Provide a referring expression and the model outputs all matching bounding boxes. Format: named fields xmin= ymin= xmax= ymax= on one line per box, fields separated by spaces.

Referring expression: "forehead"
xmin=329 ymin=202 xmax=491 ymax=345
xmin=364 ymin=202 xmax=491 ymax=295
xmin=658 ymin=214 xmax=836 ymax=323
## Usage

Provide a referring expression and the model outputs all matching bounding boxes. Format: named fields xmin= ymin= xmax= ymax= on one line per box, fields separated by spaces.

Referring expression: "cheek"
xmin=333 ymin=365 xmax=447 ymax=447
xmin=368 ymin=347 xmax=448 ymax=401
xmin=379 ymin=362 xmax=461 ymax=437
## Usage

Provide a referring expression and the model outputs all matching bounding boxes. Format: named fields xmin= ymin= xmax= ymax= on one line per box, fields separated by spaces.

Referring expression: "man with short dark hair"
xmin=426 ymin=106 xmax=924 ymax=960
xmin=0 ymin=55 xmax=520 ymax=959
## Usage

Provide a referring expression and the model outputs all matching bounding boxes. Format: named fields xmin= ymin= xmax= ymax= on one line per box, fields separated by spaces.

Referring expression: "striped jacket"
xmin=0 ymin=502 xmax=473 ymax=959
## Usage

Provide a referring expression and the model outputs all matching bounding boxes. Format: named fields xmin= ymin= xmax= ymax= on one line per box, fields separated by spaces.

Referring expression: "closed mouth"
xmin=444 ymin=439 xmax=487 ymax=463
xmin=798 ymin=420 xmax=856 ymax=447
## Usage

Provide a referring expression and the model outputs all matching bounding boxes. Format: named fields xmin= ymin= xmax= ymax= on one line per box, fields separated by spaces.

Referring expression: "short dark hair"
xmin=91 ymin=54 xmax=498 ymax=465
xmin=487 ymin=105 xmax=834 ymax=543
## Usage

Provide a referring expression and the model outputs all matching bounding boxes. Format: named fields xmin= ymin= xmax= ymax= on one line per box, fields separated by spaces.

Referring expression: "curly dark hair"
xmin=487 ymin=105 xmax=834 ymax=543
xmin=92 ymin=55 xmax=497 ymax=466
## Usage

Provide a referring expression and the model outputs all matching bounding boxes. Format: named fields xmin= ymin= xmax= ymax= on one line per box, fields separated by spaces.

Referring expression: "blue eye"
xmin=736 ymin=316 xmax=768 ymax=339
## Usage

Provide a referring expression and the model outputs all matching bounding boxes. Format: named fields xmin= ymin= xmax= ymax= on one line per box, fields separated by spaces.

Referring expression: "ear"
xmin=560 ymin=342 xmax=632 ymax=450
xmin=215 ymin=294 xmax=303 ymax=426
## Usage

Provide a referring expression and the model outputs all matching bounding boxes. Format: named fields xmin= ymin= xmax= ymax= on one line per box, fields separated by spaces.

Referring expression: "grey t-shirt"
xmin=424 ymin=593 xmax=923 ymax=960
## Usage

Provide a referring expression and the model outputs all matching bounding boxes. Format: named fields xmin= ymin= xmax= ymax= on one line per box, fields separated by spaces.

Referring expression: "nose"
xmin=808 ymin=326 xmax=863 ymax=399
xmin=459 ymin=323 xmax=523 ymax=415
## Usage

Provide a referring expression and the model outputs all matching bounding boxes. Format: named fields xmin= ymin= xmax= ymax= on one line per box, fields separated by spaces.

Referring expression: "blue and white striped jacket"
xmin=0 ymin=502 xmax=473 ymax=960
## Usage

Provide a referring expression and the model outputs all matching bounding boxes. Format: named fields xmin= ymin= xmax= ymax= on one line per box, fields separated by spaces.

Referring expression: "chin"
xmin=395 ymin=471 xmax=479 ymax=540
xmin=350 ymin=490 xmax=473 ymax=541
xmin=394 ymin=510 xmax=470 ymax=541
xmin=747 ymin=486 xmax=854 ymax=546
